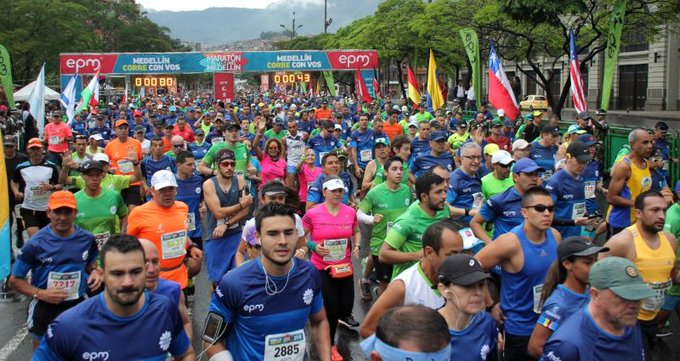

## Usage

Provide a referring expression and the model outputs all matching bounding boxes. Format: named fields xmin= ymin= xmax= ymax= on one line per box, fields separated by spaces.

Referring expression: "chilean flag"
xmin=488 ymin=44 xmax=519 ymax=120
xmin=569 ymin=30 xmax=588 ymax=113
xmin=355 ymin=70 xmax=372 ymax=104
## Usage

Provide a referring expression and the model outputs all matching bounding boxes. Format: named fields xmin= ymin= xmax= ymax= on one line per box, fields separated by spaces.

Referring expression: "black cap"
xmin=655 ymin=122 xmax=669 ymax=132
xmin=195 ymin=129 xmax=205 ymax=136
xmin=80 ymin=160 xmax=105 ymax=173
xmin=540 ymin=125 xmax=560 ymax=136
xmin=134 ymin=125 xmax=145 ymax=133
xmin=576 ymin=111 xmax=593 ymax=120
xmin=164 ymin=122 xmax=174 ymax=129
xmin=216 ymin=149 xmax=235 ymax=163
xmin=261 ymin=180 xmax=286 ymax=196
xmin=438 ymin=254 xmax=491 ymax=286
xmin=153 ymin=120 xmax=164 ymax=127
xmin=566 ymin=141 xmax=592 ymax=162
xmin=388 ymin=109 xmax=401 ymax=116
xmin=225 ymin=121 xmax=240 ymax=130
xmin=558 ymin=236 xmax=608 ymax=263
xmin=456 ymin=120 xmax=467 ymax=128
xmin=3 ymin=135 xmax=17 ymax=146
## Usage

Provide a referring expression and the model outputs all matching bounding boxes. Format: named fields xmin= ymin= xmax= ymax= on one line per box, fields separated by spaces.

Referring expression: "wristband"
xmin=33 ymin=289 xmax=41 ymax=300
xmin=306 ymin=241 xmax=317 ymax=253
xmin=464 ymin=208 xmax=470 ymax=217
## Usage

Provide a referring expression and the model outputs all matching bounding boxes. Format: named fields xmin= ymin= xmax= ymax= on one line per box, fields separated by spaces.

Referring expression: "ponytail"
xmin=539 ymin=258 xmax=568 ymax=309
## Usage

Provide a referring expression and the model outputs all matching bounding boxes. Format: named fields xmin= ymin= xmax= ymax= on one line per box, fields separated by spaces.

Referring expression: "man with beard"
xmin=379 ymin=172 xmax=451 ymax=279
xmin=204 ymin=204 xmax=331 ymax=361
xmin=600 ymin=190 xmax=678 ymax=356
xmin=127 ymin=170 xmax=203 ymax=290
xmin=476 ymin=187 xmax=561 ymax=361
xmin=9 ymin=191 xmax=101 ymax=351
xmin=34 ymin=234 xmax=196 ymax=360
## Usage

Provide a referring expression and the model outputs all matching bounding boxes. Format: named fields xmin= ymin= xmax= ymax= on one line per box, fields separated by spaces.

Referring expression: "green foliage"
xmin=0 ymin=0 xmax=189 ymax=83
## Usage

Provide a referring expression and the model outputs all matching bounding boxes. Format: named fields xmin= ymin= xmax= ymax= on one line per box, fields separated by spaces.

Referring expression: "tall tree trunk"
xmin=397 ymin=60 xmax=407 ymax=101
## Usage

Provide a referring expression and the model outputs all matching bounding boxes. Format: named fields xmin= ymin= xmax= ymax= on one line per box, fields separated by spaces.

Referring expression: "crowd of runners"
xmin=3 ymin=88 xmax=679 ymax=361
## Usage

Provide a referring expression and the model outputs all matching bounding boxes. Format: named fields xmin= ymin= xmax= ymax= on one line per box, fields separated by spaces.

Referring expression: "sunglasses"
xmin=220 ymin=161 xmax=236 ymax=167
xmin=172 ymin=144 xmax=185 ymax=148
xmin=496 ymin=162 xmax=512 ymax=168
xmin=525 ymin=204 xmax=555 ymax=213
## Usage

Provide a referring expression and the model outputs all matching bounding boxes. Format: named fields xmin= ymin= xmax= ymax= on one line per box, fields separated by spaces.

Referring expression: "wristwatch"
xmin=464 ymin=208 xmax=470 ymax=217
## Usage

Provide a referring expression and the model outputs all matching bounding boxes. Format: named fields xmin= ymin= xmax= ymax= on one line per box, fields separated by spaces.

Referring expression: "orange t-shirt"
xmin=383 ymin=121 xmax=405 ymax=141
xmin=44 ymin=121 xmax=72 ymax=153
xmin=127 ymin=200 xmax=190 ymax=288
xmin=314 ymin=108 xmax=333 ymax=120
xmin=104 ymin=138 xmax=142 ymax=185
xmin=162 ymin=137 xmax=172 ymax=153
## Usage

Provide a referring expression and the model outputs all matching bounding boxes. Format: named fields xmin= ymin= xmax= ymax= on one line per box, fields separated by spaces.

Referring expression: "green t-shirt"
xmin=72 ymin=174 xmax=131 ymax=193
xmin=164 ymin=150 xmax=177 ymax=159
xmin=664 ymin=203 xmax=680 ymax=295
xmin=385 ymin=200 xmax=451 ymax=279
xmin=359 ymin=183 xmax=413 ymax=256
xmin=202 ymin=142 xmax=250 ymax=173
xmin=481 ymin=173 xmax=515 ymax=199
xmin=447 ymin=132 xmax=471 ymax=150
xmin=75 ymin=188 xmax=128 ymax=249
xmin=373 ymin=162 xmax=410 ymax=187
xmin=413 ymin=112 xmax=434 ymax=123
xmin=264 ymin=129 xmax=288 ymax=141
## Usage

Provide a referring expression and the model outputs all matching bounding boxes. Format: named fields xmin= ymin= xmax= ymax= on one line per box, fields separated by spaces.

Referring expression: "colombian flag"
xmin=0 ymin=129 xmax=11 ymax=279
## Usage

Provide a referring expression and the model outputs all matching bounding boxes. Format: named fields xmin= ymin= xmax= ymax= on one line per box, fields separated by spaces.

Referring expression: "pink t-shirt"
xmin=302 ymin=203 xmax=357 ymax=270
xmin=260 ymin=155 xmax=286 ymax=187
xmin=298 ymin=164 xmax=322 ymax=201
xmin=44 ymin=122 xmax=72 ymax=153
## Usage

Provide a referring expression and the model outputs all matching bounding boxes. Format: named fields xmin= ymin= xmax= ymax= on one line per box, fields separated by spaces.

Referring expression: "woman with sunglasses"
xmin=254 ymin=122 xmax=286 ymax=188
xmin=302 ymin=176 xmax=360 ymax=361
xmin=527 ymin=236 xmax=608 ymax=358
xmin=437 ymin=254 xmax=498 ymax=361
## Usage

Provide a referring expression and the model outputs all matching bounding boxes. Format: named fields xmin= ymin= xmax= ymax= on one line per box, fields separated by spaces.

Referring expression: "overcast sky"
xmin=137 ymin=0 xmax=320 ymax=11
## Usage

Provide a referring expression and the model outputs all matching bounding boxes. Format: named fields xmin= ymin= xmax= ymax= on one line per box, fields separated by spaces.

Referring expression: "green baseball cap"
xmin=589 ymin=257 xmax=655 ymax=301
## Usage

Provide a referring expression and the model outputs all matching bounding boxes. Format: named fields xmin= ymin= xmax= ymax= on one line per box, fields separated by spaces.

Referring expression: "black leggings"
xmin=318 ymin=269 xmax=354 ymax=345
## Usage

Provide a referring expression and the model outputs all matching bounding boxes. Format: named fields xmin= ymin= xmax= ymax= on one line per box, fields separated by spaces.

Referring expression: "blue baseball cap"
xmin=429 ymin=130 xmax=448 ymax=142
xmin=513 ymin=158 xmax=545 ymax=174
xmin=169 ymin=106 xmax=176 ymax=112
xmin=577 ymin=134 xmax=597 ymax=146
xmin=503 ymin=119 xmax=514 ymax=127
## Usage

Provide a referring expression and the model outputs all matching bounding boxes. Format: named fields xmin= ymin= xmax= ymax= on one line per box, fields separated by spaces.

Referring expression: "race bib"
xmin=323 ymin=238 xmax=348 ymax=262
xmin=161 ymin=231 xmax=186 ymax=260
xmin=212 ymin=137 xmax=224 ymax=144
xmin=641 ymin=280 xmax=672 ymax=312
xmin=117 ymin=159 xmax=134 ymax=173
xmin=572 ymin=202 xmax=586 ymax=219
xmin=360 ymin=149 xmax=372 ymax=163
xmin=48 ymin=136 xmax=61 ymax=145
xmin=584 ymin=181 xmax=596 ymax=199
xmin=30 ymin=186 xmax=50 ymax=201
xmin=472 ymin=192 xmax=485 ymax=209
xmin=541 ymin=170 xmax=553 ymax=182
xmin=47 ymin=271 xmax=81 ymax=301
xmin=263 ymin=329 xmax=306 ymax=361
xmin=318 ymin=152 xmax=328 ymax=163
xmin=94 ymin=232 xmax=110 ymax=250
xmin=533 ymin=284 xmax=543 ymax=314
xmin=662 ymin=159 xmax=669 ymax=171
xmin=187 ymin=213 xmax=196 ymax=232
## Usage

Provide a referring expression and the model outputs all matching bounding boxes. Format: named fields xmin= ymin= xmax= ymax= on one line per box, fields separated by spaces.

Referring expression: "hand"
xmin=574 ymin=217 xmax=597 ymax=226
xmin=373 ymin=214 xmax=384 ymax=224
xmin=38 ymin=182 xmax=53 ymax=192
xmin=87 ymin=269 xmax=103 ymax=291
xmin=315 ymin=244 xmax=330 ymax=256
xmin=469 ymin=208 xmax=479 ymax=217
xmin=13 ymin=192 xmax=23 ymax=201
xmin=490 ymin=304 xmax=506 ymax=326
xmin=212 ymin=224 xmax=227 ymax=239
xmin=189 ymin=246 xmax=203 ymax=260
xmin=294 ymin=248 xmax=307 ymax=259
xmin=258 ymin=121 xmax=266 ymax=133
xmin=127 ymin=149 xmax=138 ymax=162
xmin=61 ymin=150 xmax=75 ymax=169
xmin=352 ymin=246 xmax=360 ymax=259
xmin=355 ymin=167 xmax=363 ymax=179
xmin=39 ymin=288 xmax=69 ymax=305
xmin=241 ymin=194 xmax=253 ymax=208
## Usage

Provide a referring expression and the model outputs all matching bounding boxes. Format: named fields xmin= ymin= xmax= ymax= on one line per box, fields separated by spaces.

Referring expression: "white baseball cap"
xmin=497 ymin=109 xmax=505 ymax=117
xmin=151 ymin=170 xmax=178 ymax=190
xmin=491 ymin=150 xmax=513 ymax=165
xmin=323 ymin=178 xmax=346 ymax=191
xmin=512 ymin=139 xmax=530 ymax=151
xmin=92 ymin=153 xmax=110 ymax=163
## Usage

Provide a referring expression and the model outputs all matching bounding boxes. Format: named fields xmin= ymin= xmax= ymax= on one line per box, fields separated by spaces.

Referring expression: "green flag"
xmin=459 ymin=28 xmax=481 ymax=109
xmin=322 ymin=71 xmax=336 ymax=96
xmin=0 ymin=45 xmax=15 ymax=108
xmin=601 ymin=0 xmax=627 ymax=110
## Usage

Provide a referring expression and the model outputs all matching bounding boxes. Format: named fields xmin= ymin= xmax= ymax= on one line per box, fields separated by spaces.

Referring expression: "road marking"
xmin=0 ymin=325 xmax=28 ymax=361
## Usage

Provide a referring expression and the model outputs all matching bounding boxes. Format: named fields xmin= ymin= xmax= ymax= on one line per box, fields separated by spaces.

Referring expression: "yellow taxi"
xmin=519 ymin=95 xmax=549 ymax=111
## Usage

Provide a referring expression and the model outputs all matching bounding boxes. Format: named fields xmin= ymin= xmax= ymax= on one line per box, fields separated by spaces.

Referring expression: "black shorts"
xmin=121 ymin=185 xmax=143 ymax=206
xmin=20 ymin=208 xmax=49 ymax=229
xmin=371 ymin=254 xmax=393 ymax=283
xmin=28 ymin=298 xmax=83 ymax=337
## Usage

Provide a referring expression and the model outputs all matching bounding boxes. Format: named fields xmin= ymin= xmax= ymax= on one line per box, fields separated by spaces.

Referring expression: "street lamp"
xmin=324 ymin=0 xmax=332 ymax=33
xmin=280 ymin=12 xmax=303 ymax=39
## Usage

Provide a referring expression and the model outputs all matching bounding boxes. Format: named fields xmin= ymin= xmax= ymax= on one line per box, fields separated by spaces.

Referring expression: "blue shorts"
xmin=661 ymin=293 xmax=680 ymax=311
xmin=204 ymin=232 xmax=241 ymax=282
xmin=286 ymin=164 xmax=297 ymax=174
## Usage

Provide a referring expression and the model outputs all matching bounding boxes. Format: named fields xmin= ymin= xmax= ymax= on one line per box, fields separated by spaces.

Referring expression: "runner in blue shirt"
xmin=411 ymin=131 xmax=455 ymax=178
xmin=203 ymin=204 xmax=331 ymax=361
xmin=349 ymin=113 xmax=376 ymax=178
xmin=174 ymin=151 xmax=204 ymax=246
xmin=530 ymin=125 xmax=559 ymax=182
xmin=447 ymin=142 xmax=484 ymax=224
xmin=188 ymin=129 xmax=211 ymax=165
xmin=437 ymin=254 xmax=498 ymax=361
xmin=545 ymin=141 xmax=599 ymax=239
xmin=471 ymin=158 xmax=542 ymax=244
xmin=476 ymin=187 xmax=561 ymax=361
xmin=410 ymin=121 xmax=432 ymax=156
xmin=527 ymin=236 xmax=608 ymax=358
xmin=308 ymin=120 xmax=340 ymax=167
xmin=579 ymin=135 xmax=602 ymax=216
xmin=34 ymin=234 xmax=195 ymax=361
xmin=141 ymin=137 xmax=177 ymax=186
xmin=9 ymin=191 xmax=101 ymax=350
xmin=540 ymin=257 xmax=652 ymax=361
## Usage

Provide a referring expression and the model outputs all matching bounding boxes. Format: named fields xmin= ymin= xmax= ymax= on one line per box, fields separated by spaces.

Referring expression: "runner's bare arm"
xmin=606 ymin=161 xmax=633 ymax=207
xmin=359 ymin=280 xmax=405 ymax=338
xmin=599 ymin=230 xmax=635 ymax=260
xmin=197 ymin=160 xmax=215 ymax=177
xmin=470 ymin=213 xmax=493 ymax=245
xmin=178 ymin=292 xmax=193 ymax=339
xmin=202 ymin=178 xmax=252 ymax=219
xmin=378 ymin=242 xmax=421 ymax=265
xmin=475 ymin=233 xmax=517 ymax=272
xmin=309 ymin=309 xmax=332 ymax=361
xmin=173 ymin=345 xmax=196 ymax=361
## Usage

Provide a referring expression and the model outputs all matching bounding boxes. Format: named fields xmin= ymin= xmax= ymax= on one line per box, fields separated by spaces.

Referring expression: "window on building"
xmin=620 ymin=30 xmax=649 ymax=53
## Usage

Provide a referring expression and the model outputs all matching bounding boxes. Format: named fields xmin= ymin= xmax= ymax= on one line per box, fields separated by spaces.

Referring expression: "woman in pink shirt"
xmin=298 ymin=148 xmax=322 ymax=209
xmin=301 ymin=176 xmax=360 ymax=359
xmin=254 ymin=137 xmax=286 ymax=188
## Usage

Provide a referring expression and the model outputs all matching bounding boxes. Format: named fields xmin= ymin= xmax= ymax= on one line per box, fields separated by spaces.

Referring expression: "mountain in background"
xmin=145 ymin=0 xmax=383 ymax=47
